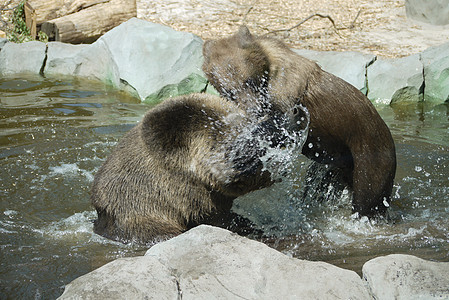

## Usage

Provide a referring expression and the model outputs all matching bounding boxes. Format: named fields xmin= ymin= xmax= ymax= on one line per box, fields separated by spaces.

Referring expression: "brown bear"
xmin=91 ymin=92 xmax=305 ymax=244
xmin=202 ymin=26 xmax=397 ymax=217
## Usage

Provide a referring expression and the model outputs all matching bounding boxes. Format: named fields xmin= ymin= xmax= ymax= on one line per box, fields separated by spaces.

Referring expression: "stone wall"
xmin=1 ymin=18 xmax=448 ymax=105
xmin=0 ymin=18 xmax=206 ymax=104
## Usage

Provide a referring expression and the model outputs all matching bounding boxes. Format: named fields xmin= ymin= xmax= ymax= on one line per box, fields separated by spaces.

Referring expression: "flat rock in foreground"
xmin=59 ymin=225 xmax=369 ymax=299
xmin=58 ymin=225 xmax=449 ymax=299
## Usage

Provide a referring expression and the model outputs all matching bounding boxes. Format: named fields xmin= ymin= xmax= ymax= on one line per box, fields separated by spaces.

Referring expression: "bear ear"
xmin=202 ymin=40 xmax=214 ymax=62
xmin=237 ymin=25 xmax=254 ymax=48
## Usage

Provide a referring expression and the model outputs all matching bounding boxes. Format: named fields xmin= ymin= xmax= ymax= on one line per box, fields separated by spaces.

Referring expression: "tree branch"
xmin=349 ymin=9 xmax=362 ymax=29
xmin=263 ymin=9 xmax=362 ymax=37
xmin=266 ymin=13 xmax=338 ymax=35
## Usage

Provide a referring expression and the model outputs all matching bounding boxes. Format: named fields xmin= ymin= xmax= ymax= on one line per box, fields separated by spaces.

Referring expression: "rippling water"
xmin=1 ymin=76 xmax=448 ymax=299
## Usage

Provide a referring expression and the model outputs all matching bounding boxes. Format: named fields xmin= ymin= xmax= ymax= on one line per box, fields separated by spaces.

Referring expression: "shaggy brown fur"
xmin=202 ymin=26 xmax=397 ymax=216
xmin=91 ymin=93 xmax=280 ymax=244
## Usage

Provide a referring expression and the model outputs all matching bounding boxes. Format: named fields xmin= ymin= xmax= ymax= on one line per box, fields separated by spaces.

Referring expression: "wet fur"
xmin=202 ymin=26 xmax=397 ymax=216
xmin=91 ymin=93 xmax=274 ymax=243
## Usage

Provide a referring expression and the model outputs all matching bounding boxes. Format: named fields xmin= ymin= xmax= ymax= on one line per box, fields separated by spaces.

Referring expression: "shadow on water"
xmin=1 ymin=76 xmax=448 ymax=298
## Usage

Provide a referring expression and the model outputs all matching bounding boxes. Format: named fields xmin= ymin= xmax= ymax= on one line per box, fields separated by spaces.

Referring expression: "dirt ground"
xmin=138 ymin=0 xmax=449 ymax=58
xmin=2 ymin=0 xmax=448 ymax=58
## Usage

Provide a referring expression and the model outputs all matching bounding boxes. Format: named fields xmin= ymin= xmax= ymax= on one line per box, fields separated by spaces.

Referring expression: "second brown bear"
xmin=202 ymin=26 xmax=397 ymax=217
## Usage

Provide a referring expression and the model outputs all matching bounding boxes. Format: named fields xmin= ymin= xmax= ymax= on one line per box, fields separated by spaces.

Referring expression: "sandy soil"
xmin=2 ymin=0 xmax=448 ymax=58
xmin=138 ymin=0 xmax=449 ymax=58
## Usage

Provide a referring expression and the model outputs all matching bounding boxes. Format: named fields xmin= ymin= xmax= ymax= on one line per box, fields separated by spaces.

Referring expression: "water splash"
xmin=258 ymin=103 xmax=310 ymax=179
xmin=49 ymin=163 xmax=95 ymax=182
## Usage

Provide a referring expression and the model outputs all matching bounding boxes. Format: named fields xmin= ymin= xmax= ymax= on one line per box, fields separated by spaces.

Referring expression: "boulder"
xmin=293 ymin=49 xmax=376 ymax=94
xmin=363 ymin=254 xmax=449 ymax=300
xmin=45 ymin=41 xmax=121 ymax=88
xmin=367 ymin=54 xmax=423 ymax=104
xmin=0 ymin=41 xmax=46 ymax=76
xmin=143 ymin=73 xmax=208 ymax=104
xmin=59 ymin=225 xmax=370 ymax=299
xmin=44 ymin=42 xmax=88 ymax=78
xmin=421 ymin=42 xmax=449 ymax=103
xmin=58 ymin=256 xmax=179 ymax=299
xmin=0 ymin=38 xmax=7 ymax=50
xmin=98 ymin=17 xmax=206 ymax=102
xmin=405 ymin=0 xmax=449 ymax=26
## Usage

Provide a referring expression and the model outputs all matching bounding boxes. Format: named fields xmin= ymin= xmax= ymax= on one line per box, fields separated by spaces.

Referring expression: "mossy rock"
xmin=143 ymin=73 xmax=209 ymax=104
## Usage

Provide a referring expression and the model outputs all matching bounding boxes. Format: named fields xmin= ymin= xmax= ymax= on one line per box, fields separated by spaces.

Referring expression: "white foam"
xmin=38 ymin=211 xmax=128 ymax=246
xmin=259 ymin=105 xmax=310 ymax=181
xmin=3 ymin=210 xmax=18 ymax=217
xmin=48 ymin=163 xmax=95 ymax=182
xmin=373 ymin=98 xmax=391 ymax=105
xmin=49 ymin=163 xmax=80 ymax=175
xmin=375 ymin=225 xmax=427 ymax=241
xmin=0 ymin=227 xmax=16 ymax=234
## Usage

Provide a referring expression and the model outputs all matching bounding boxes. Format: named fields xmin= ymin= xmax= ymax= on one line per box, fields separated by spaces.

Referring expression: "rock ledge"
xmin=58 ymin=225 xmax=449 ymax=299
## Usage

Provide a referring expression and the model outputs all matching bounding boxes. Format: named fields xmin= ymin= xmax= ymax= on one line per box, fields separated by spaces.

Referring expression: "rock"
xmin=58 ymin=256 xmax=179 ymax=299
xmin=44 ymin=42 xmax=88 ymax=76
xmin=405 ymin=0 xmax=449 ymax=26
xmin=363 ymin=254 xmax=449 ymax=300
xmin=143 ymin=73 xmax=208 ymax=104
xmin=293 ymin=49 xmax=376 ymax=93
xmin=0 ymin=37 xmax=7 ymax=49
xmin=367 ymin=54 xmax=423 ymax=104
xmin=421 ymin=42 xmax=449 ymax=103
xmin=0 ymin=41 xmax=46 ymax=76
xmin=59 ymin=225 xmax=370 ymax=299
xmin=45 ymin=41 xmax=121 ymax=88
xmin=99 ymin=17 xmax=206 ymax=102
xmin=390 ymin=87 xmax=423 ymax=105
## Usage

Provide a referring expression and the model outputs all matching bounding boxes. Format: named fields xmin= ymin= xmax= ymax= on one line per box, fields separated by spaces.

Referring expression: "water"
xmin=1 ymin=77 xmax=448 ymax=299
xmin=234 ymin=101 xmax=449 ymax=273
xmin=0 ymin=76 xmax=150 ymax=299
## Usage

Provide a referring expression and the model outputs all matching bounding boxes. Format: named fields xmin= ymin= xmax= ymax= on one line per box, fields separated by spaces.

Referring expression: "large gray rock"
xmin=0 ymin=41 xmax=46 ymax=76
xmin=58 ymin=256 xmax=179 ymax=299
xmin=45 ymin=42 xmax=88 ymax=74
xmin=363 ymin=254 xmax=449 ymax=300
xmin=59 ymin=225 xmax=370 ymax=299
xmin=421 ymin=42 xmax=449 ymax=103
xmin=0 ymin=38 xmax=7 ymax=50
xmin=367 ymin=54 xmax=423 ymax=104
xmin=405 ymin=0 xmax=449 ymax=25
xmin=44 ymin=41 xmax=121 ymax=88
xmin=99 ymin=17 xmax=206 ymax=102
xmin=293 ymin=49 xmax=376 ymax=93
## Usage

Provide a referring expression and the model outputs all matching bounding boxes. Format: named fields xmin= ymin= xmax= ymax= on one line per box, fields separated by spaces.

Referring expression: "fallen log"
xmin=27 ymin=0 xmax=110 ymax=26
xmin=40 ymin=0 xmax=136 ymax=44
